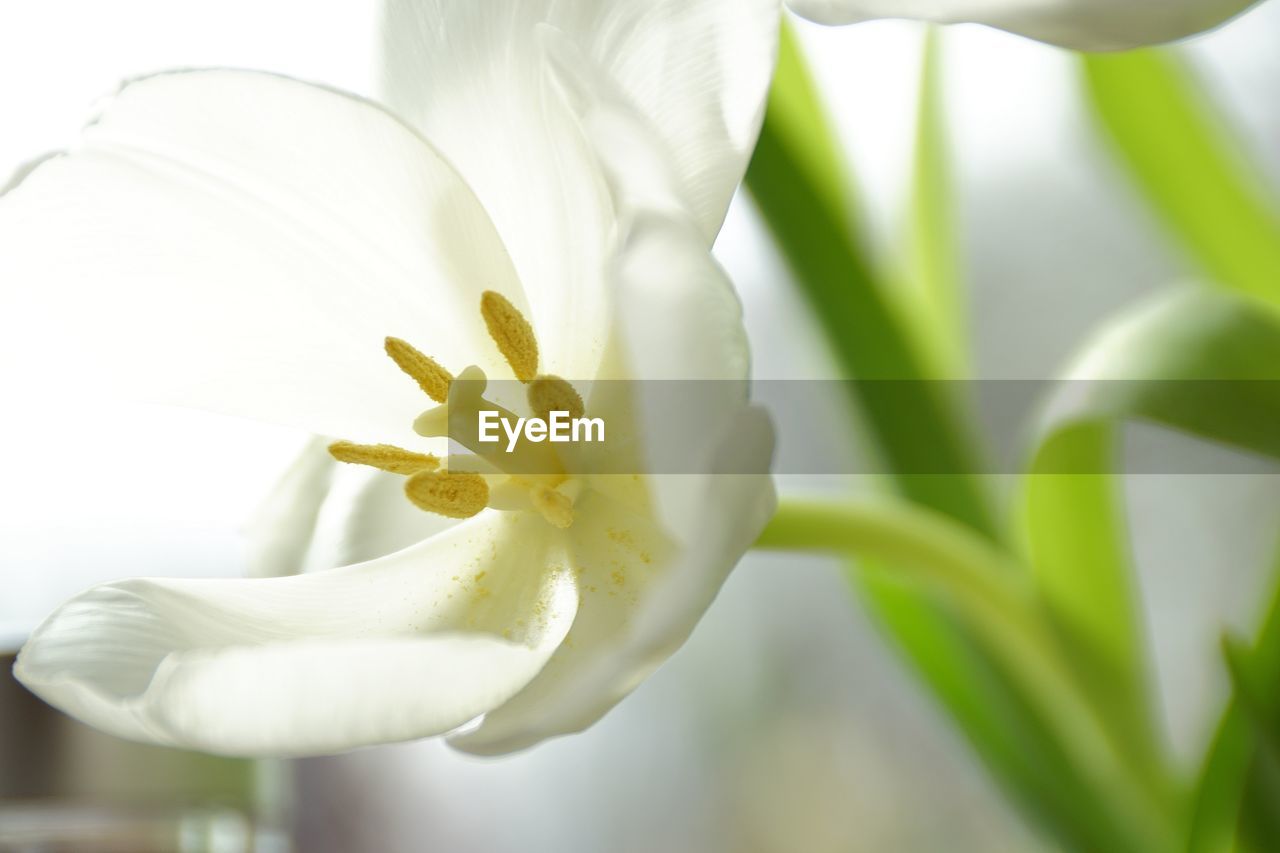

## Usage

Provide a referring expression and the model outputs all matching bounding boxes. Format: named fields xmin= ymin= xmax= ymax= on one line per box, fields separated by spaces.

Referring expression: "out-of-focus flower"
xmin=788 ymin=0 xmax=1264 ymax=50
xmin=2 ymin=0 xmax=778 ymax=757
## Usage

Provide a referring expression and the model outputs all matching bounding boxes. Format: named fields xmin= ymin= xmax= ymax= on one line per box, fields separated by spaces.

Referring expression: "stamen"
xmin=528 ymin=375 xmax=585 ymax=421
xmin=385 ymin=337 xmax=452 ymax=403
xmin=328 ymin=441 xmax=439 ymax=475
xmin=480 ymin=290 xmax=539 ymax=382
xmin=531 ymin=485 xmax=574 ymax=529
xmin=416 ymin=365 xmax=564 ymax=480
xmin=404 ymin=471 xmax=490 ymax=518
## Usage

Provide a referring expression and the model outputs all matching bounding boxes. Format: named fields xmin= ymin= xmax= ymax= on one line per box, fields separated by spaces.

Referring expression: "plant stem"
xmin=754 ymin=495 xmax=1178 ymax=852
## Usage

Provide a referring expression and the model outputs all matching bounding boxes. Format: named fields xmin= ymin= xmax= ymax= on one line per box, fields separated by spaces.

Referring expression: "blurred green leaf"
xmin=1082 ymin=50 xmax=1280 ymax=309
xmin=900 ymin=28 xmax=968 ymax=378
xmin=1026 ymin=286 xmax=1280 ymax=723
xmin=853 ymin=569 xmax=1162 ymax=853
xmin=1031 ymin=287 xmax=1280 ymax=451
xmin=1021 ymin=423 xmax=1159 ymax=778
xmin=1023 ymin=287 xmax=1280 ymax=851
xmin=745 ymin=23 xmax=995 ymax=538
xmin=1189 ymin=557 xmax=1280 ymax=853
xmin=748 ymin=26 xmax=1165 ymax=852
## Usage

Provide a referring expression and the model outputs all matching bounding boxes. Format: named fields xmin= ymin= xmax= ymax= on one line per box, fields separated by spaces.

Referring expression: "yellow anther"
xmin=531 ymin=485 xmax=574 ymax=529
xmin=328 ymin=441 xmax=439 ymax=475
xmin=385 ymin=337 xmax=452 ymax=403
xmin=528 ymin=375 xmax=585 ymax=421
xmin=480 ymin=290 xmax=539 ymax=382
xmin=404 ymin=470 xmax=490 ymax=519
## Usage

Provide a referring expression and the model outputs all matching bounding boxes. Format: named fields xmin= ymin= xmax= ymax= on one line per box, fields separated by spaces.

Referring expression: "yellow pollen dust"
xmin=328 ymin=441 xmax=439 ymax=475
xmin=404 ymin=471 xmax=489 ymax=519
xmin=528 ymin=375 xmax=585 ymax=421
xmin=480 ymin=290 xmax=539 ymax=382
xmin=531 ymin=486 xmax=574 ymax=529
xmin=385 ymin=336 xmax=452 ymax=403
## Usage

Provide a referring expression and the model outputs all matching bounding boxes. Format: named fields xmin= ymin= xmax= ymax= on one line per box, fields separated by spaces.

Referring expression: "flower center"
xmin=328 ymin=291 xmax=586 ymax=529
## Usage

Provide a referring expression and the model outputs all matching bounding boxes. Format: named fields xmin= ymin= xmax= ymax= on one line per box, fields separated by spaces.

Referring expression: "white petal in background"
xmin=789 ymin=0 xmax=1264 ymax=50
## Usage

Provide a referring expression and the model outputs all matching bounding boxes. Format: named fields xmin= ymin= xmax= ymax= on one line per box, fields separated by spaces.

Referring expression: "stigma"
xmin=328 ymin=291 xmax=586 ymax=530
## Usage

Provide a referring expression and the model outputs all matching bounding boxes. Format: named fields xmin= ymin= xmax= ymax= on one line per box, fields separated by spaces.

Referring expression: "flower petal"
xmin=0 ymin=70 xmax=520 ymax=445
xmin=378 ymin=0 xmax=778 ymax=372
xmin=540 ymin=38 xmax=761 ymax=541
xmin=788 ymin=0 xmax=1261 ymax=50
xmin=320 ymin=466 xmax=465 ymax=568
xmin=14 ymin=512 xmax=577 ymax=756
xmin=244 ymin=436 xmax=337 ymax=578
xmin=547 ymin=0 xmax=779 ymax=237
xmin=449 ymin=407 xmax=776 ymax=755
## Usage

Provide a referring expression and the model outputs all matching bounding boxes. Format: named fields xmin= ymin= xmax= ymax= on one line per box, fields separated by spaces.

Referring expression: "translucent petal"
xmin=15 ymin=512 xmax=576 ymax=756
xmin=788 ymin=0 xmax=1261 ymax=50
xmin=450 ymin=408 xmax=775 ymax=754
xmin=0 ymin=70 xmax=520 ymax=446
xmin=378 ymin=0 xmax=778 ymax=373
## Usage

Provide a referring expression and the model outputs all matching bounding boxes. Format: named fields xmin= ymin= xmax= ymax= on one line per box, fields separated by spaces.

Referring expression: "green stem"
xmin=756 ymin=499 xmax=1062 ymax=699
xmin=755 ymin=496 xmax=1178 ymax=852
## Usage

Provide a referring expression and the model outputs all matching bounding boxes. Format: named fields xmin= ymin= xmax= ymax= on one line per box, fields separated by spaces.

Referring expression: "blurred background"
xmin=2 ymin=1 xmax=1279 ymax=850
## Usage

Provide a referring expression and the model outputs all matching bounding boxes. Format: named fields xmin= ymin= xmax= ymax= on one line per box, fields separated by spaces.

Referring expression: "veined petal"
xmin=450 ymin=408 xmax=776 ymax=755
xmin=541 ymin=38 xmax=759 ymax=541
xmin=609 ymin=213 xmax=760 ymax=544
xmin=14 ymin=512 xmax=577 ymax=756
xmin=378 ymin=0 xmax=779 ymax=372
xmin=0 ymin=70 xmax=521 ymax=446
xmin=546 ymin=0 xmax=779 ymax=238
xmin=789 ymin=0 xmax=1262 ymax=50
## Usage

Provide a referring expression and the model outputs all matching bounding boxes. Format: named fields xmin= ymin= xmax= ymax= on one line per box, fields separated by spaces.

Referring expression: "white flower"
xmin=788 ymin=0 xmax=1263 ymax=50
xmin=1 ymin=0 xmax=778 ymax=756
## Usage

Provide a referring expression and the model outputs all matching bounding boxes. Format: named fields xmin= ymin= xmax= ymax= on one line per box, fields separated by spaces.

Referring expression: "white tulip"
xmin=2 ymin=0 xmax=779 ymax=756
xmin=788 ymin=0 xmax=1263 ymax=49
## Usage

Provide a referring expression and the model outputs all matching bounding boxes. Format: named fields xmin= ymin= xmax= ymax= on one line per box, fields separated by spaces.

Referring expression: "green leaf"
xmin=1022 ymin=287 xmax=1280 ymax=852
xmin=748 ymin=27 xmax=1165 ymax=852
xmin=855 ymin=567 xmax=1161 ymax=853
xmin=1033 ymin=287 xmax=1280 ymax=451
xmin=1081 ymin=50 xmax=1280 ymax=309
xmin=1021 ymin=422 xmax=1158 ymax=774
xmin=745 ymin=22 xmax=995 ymax=538
xmin=900 ymin=27 xmax=968 ymax=378
xmin=1189 ymin=556 xmax=1280 ymax=853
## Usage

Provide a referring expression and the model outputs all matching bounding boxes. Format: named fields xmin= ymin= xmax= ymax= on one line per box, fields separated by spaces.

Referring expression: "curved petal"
xmin=547 ymin=0 xmax=779 ymax=238
xmin=788 ymin=0 xmax=1262 ymax=50
xmin=244 ymin=436 xmax=338 ymax=578
xmin=0 ymin=70 xmax=520 ymax=446
xmin=449 ymin=407 xmax=776 ymax=755
xmin=378 ymin=0 xmax=779 ymax=374
xmin=320 ymin=465 xmax=465 ymax=568
xmin=541 ymin=40 xmax=760 ymax=541
xmin=14 ymin=512 xmax=577 ymax=756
